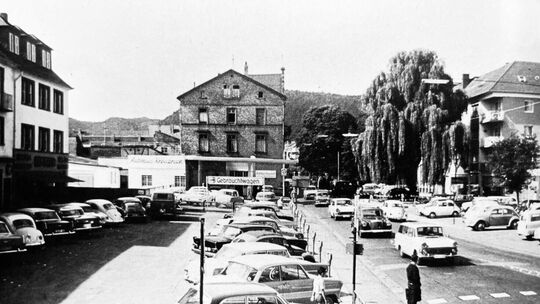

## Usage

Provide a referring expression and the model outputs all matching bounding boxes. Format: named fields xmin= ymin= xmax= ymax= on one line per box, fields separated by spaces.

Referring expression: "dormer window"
xmin=258 ymin=91 xmax=264 ymax=98
xmin=9 ymin=33 xmax=19 ymax=55
xmin=232 ymin=85 xmax=240 ymax=98
xmin=223 ymin=85 xmax=231 ymax=98
xmin=26 ymin=42 xmax=36 ymax=62
xmin=41 ymin=49 xmax=51 ymax=69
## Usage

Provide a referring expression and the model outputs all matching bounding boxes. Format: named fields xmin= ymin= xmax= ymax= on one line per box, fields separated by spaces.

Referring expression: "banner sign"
xmin=206 ymin=176 xmax=264 ymax=186
xmin=256 ymin=170 xmax=277 ymax=179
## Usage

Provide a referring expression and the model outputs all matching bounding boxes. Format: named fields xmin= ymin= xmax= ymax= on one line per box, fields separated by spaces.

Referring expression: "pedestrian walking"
xmin=406 ymin=253 xmax=422 ymax=304
xmin=311 ymin=266 xmax=327 ymax=303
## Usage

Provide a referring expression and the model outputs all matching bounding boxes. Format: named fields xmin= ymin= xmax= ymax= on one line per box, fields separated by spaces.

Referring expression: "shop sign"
xmin=206 ymin=176 xmax=264 ymax=186
xmin=256 ymin=170 xmax=277 ymax=179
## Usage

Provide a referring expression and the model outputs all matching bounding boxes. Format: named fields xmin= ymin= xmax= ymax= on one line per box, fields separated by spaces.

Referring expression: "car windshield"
xmin=127 ymin=204 xmax=143 ymax=212
xmin=0 ymin=223 xmax=10 ymax=234
xmin=223 ymin=227 xmax=242 ymax=238
xmin=335 ymin=200 xmax=352 ymax=206
xmin=60 ymin=209 xmax=83 ymax=216
xmin=103 ymin=203 xmax=115 ymax=210
xmin=222 ymin=262 xmax=258 ymax=279
xmin=154 ymin=193 xmax=174 ymax=200
xmin=13 ymin=219 xmax=34 ymax=229
xmin=82 ymin=206 xmax=94 ymax=213
xmin=417 ymin=226 xmax=443 ymax=236
xmin=362 ymin=209 xmax=382 ymax=218
xmin=390 ymin=202 xmax=403 ymax=208
xmin=214 ymin=246 xmax=242 ymax=259
xmin=34 ymin=211 xmax=59 ymax=220
xmin=223 ymin=190 xmax=237 ymax=196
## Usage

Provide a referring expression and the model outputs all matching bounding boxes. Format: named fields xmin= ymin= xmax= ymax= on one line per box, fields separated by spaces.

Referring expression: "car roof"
xmin=238 ymin=230 xmax=283 ymax=238
xmin=67 ymin=202 xmax=91 ymax=207
xmin=116 ymin=197 xmax=141 ymax=201
xmin=230 ymin=254 xmax=301 ymax=269
xmin=85 ymin=199 xmax=113 ymax=205
xmin=205 ymin=282 xmax=278 ymax=299
xmin=243 ymin=202 xmax=277 ymax=209
xmin=222 ymin=242 xmax=287 ymax=252
xmin=18 ymin=207 xmax=55 ymax=213
xmin=0 ymin=212 xmax=34 ymax=221
xmin=398 ymin=222 xmax=443 ymax=229
xmin=232 ymin=216 xmax=278 ymax=224
xmin=48 ymin=204 xmax=83 ymax=211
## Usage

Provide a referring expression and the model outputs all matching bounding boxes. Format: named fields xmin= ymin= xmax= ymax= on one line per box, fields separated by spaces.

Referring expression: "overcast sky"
xmin=3 ymin=0 xmax=540 ymax=121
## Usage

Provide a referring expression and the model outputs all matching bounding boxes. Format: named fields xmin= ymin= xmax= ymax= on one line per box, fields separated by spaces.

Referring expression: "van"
xmin=150 ymin=190 xmax=183 ymax=218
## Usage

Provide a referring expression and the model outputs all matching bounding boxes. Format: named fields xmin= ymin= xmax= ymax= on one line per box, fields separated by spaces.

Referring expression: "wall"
xmin=68 ymin=162 xmax=121 ymax=188
xmin=0 ymin=62 xmax=14 ymax=158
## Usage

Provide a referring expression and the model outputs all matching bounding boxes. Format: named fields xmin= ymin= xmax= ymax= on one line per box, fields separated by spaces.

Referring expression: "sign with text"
xmin=256 ymin=170 xmax=277 ymax=179
xmin=206 ymin=176 xmax=264 ymax=186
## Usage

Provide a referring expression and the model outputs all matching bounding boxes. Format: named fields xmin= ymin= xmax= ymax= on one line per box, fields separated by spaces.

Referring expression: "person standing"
xmin=311 ymin=266 xmax=327 ymax=303
xmin=406 ymin=253 xmax=422 ymax=304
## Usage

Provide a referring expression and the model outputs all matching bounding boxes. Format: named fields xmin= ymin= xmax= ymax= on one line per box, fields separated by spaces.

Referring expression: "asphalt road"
xmin=303 ymin=203 xmax=540 ymax=304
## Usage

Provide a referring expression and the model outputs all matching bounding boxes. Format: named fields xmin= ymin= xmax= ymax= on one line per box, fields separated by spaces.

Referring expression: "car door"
xmin=489 ymin=208 xmax=504 ymax=226
xmin=438 ymin=201 xmax=449 ymax=216
xmin=280 ymin=264 xmax=312 ymax=302
xmin=500 ymin=208 xmax=513 ymax=225
xmin=257 ymin=266 xmax=289 ymax=300
xmin=447 ymin=202 xmax=457 ymax=215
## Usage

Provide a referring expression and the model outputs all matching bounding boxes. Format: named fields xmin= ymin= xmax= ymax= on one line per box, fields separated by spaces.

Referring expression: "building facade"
xmin=462 ymin=61 xmax=540 ymax=198
xmin=68 ymin=155 xmax=121 ymax=188
xmin=177 ymin=66 xmax=290 ymax=196
xmin=0 ymin=13 xmax=71 ymax=208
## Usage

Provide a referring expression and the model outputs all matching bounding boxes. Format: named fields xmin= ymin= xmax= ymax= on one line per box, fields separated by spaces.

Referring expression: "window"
xmin=232 ymin=85 xmax=240 ymax=98
xmin=53 ymin=130 xmax=63 ymax=153
xmin=26 ymin=42 xmax=36 ymax=62
xmin=524 ymin=100 xmax=534 ymax=113
xmin=227 ymin=134 xmax=238 ymax=153
xmin=200 ymin=90 xmax=207 ymax=99
xmin=227 ymin=108 xmax=236 ymax=124
xmin=198 ymin=108 xmax=208 ymax=124
xmin=142 ymin=175 xmax=152 ymax=186
xmin=223 ymin=85 xmax=231 ymax=98
xmin=53 ymin=90 xmax=64 ymax=114
xmin=281 ymin=265 xmax=308 ymax=280
xmin=41 ymin=50 xmax=51 ymax=68
xmin=256 ymin=134 xmax=267 ymax=153
xmin=21 ymin=78 xmax=35 ymax=106
xmin=256 ymin=108 xmax=266 ymax=125
xmin=21 ymin=124 xmax=35 ymax=150
xmin=38 ymin=127 xmax=50 ymax=152
xmin=524 ymin=125 xmax=533 ymax=138
xmin=487 ymin=125 xmax=501 ymax=137
xmin=259 ymin=266 xmax=280 ymax=282
xmin=38 ymin=84 xmax=50 ymax=111
xmin=198 ymin=133 xmax=209 ymax=152
xmin=46 ymin=51 xmax=51 ymax=68
xmin=0 ymin=117 xmax=4 ymax=146
xmin=174 ymin=176 xmax=186 ymax=187
xmin=257 ymin=91 xmax=264 ymax=98
xmin=9 ymin=33 xmax=19 ymax=54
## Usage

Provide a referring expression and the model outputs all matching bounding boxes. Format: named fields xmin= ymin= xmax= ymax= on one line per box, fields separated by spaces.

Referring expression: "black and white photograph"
xmin=0 ymin=1 xmax=540 ymax=303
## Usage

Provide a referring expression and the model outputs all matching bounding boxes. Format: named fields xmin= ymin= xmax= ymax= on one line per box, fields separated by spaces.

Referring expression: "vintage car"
xmin=66 ymin=202 xmax=108 ymax=225
xmin=360 ymin=183 xmax=381 ymax=195
xmin=464 ymin=205 xmax=519 ymax=231
xmin=193 ymin=223 xmax=277 ymax=254
xmin=47 ymin=204 xmax=103 ymax=232
xmin=226 ymin=202 xmax=295 ymax=221
xmin=231 ymin=216 xmax=306 ymax=249
xmin=84 ymin=199 xmax=124 ymax=225
xmin=135 ymin=195 xmax=152 ymax=209
xmin=184 ymin=242 xmax=291 ymax=284
xmin=231 ymin=230 xmax=307 ymax=257
xmin=314 ymin=190 xmax=330 ymax=207
xmin=303 ymin=185 xmax=318 ymax=198
xmin=0 ymin=221 xmax=26 ymax=254
xmin=461 ymin=197 xmax=500 ymax=213
xmin=380 ymin=200 xmax=407 ymax=221
xmin=211 ymin=189 xmax=244 ymax=208
xmin=394 ymin=223 xmax=458 ymax=264
xmin=179 ymin=186 xmax=212 ymax=206
xmin=517 ymin=200 xmax=540 ymax=214
xmin=213 ymin=254 xmax=343 ymax=304
xmin=277 ymin=196 xmax=291 ymax=209
xmin=355 ymin=206 xmax=392 ymax=237
xmin=255 ymin=191 xmax=278 ymax=204
xmin=328 ymin=198 xmax=355 ymax=220
xmin=113 ymin=197 xmax=148 ymax=222
xmin=517 ymin=210 xmax=540 ymax=239
xmin=149 ymin=190 xmax=183 ymax=218
xmin=417 ymin=199 xmax=461 ymax=218
xmin=233 ymin=209 xmax=297 ymax=229
xmin=18 ymin=208 xmax=73 ymax=236
xmin=0 ymin=213 xmax=45 ymax=247
xmin=178 ymin=282 xmax=292 ymax=304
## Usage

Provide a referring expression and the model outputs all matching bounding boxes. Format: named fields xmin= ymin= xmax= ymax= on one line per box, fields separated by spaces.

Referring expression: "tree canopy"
xmin=353 ymin=50 xmax=468 ymax=189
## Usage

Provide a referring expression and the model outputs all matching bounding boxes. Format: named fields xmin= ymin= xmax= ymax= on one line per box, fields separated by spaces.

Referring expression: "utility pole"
xmin=352 ymin=226 xmax=357 ymax=302
xmin=199 ymin=218 xmax=205 ymax=303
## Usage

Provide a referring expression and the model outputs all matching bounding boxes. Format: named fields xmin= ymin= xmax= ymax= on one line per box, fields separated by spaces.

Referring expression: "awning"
xmin=15 ymin=171 xmax=83 ymax=183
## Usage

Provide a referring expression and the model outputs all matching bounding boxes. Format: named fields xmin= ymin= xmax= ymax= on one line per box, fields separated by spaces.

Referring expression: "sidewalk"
xmin=295 ymin=204 xmax=404 ymax=304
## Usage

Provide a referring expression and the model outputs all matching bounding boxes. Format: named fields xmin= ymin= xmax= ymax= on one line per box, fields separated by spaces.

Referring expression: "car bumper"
xmin=335 ymin=212 xmax=354 ymax=218
xmin=360 ymin=229 xmax=392 ymax=234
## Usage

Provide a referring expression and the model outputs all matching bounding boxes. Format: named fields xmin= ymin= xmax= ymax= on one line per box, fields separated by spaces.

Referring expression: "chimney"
xmin=280 ymin=67 xmax=285 ymax=94
xmin=462 ymin=74 xmax=470 ymax=89
xmin=0 ymin=13 xmax=7 ymax=22
xmin=244 ymin=62 xmax=249 ymax=75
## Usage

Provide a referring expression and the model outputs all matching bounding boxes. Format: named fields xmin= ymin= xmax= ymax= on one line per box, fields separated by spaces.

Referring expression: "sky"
xmin=3 ymin=0 xmax=540 ymax=121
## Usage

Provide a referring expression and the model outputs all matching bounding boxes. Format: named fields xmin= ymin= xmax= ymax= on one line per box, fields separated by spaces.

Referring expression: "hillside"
xmin=69 ymin=117 xmax=159 ymax=136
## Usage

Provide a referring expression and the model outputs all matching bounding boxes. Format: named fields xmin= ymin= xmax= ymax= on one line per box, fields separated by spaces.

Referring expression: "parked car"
xmin=485 ymin=196 xmax=518 ymax=208
xmin=233 ymin=209 xmax=297 ymax=229
xmin=360 ymin=183 xmax=381 ymax=195
xmin=262 ymin=185 xmax=274 ymax=193
xmin=18 ymin=208 xmax=74 ymax=236
xmin=303 ymin=185 xmax=318 ymax=198
xmin=135 ymin=195 xmax=152 ymax=209
xmin=380 ymin=200 xmax=407 ymax=221
xmin=463 ymin=199 xmax=500 ymax=218
xmin=179 ymin=186 xmax=212 ymax=206
xmin=0 ymin=221 xmax=26 ymax=254
xmin=212 ymin=189 xmax=244 ymax=208
xmin=214 ymin=254 xmax=343 ymax=304
xmin=517 ymin=200 xmax=540 ymax=214
xmin=149 ymin=190 xmax=183 ymax=218
xmin=184 ymin=242 xmax=291 ymax=284
xmin=0 ymin=213 xmax=45 ymax=247
xmin=394 ymin=222 xmax=458 ymax=264
xmin=517 ymin=210 xmax=540 ymax=239
xmin=453 ymin=194 xmax=474 ymax=209
xmin=66 ymin=202 xmax=108 ymax=225
xmin=177 ymin=282 xmax=292 ymax=304
xmin=231 ymin=231 xmax=307 ymax=256
xmin=46 ymin=204 xmax=103 ymax=232
xmin=417 ymin=199 xmax=461 ymax=218
xmin=277 ymin=196 xmax=290 ymax=209
xmin=461 ymin=197 xmax=500 ymax=213
xmin=113 ymin=197 xmax=148 ymax=222
xmin=354 ymin=206 xmax=392 ymax=237
xmin=464 ymin=205 xmax=519 ymax=231
xmin=328 ymin=198 xmax=355 ymax=220
xmin=255 ymin=191 xmax=278 ymax=203
xmin=314 ymin=190 xmax=330 ymax=207
xmin=384 ymin=187 xmax=415 ymax=201
xmin=227 ymin=203 xmax=294 ymax=222
xmin=84 ymin=199 xmax=124 ymax=225
xmin=231 ymin=216 xmax=306 ymax=249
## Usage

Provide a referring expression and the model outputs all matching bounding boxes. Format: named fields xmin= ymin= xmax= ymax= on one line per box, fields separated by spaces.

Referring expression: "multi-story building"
xmin=0 ymin=13 xmax=71 ymax=208
xmin=463 ymin=61 xmax=540 ymax=197
xmin=176 ymin=64 xmax=294 ymax=196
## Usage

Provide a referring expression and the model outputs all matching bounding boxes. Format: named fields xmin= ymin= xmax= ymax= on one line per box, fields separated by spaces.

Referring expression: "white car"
xmin=394 ymin=222 xmax=458 ymax=264
xmin=303 ymin=185 xmax=318 ymax=198
xmin=212 ymin=189 xmax=244 ymax=208
xmin=328 ymin=198 xmax=355 ymax=220
xmin=179 ymin=186 xmax=212 ymax=205
xmin=381 ymin=200 xmax=407 ymax=221
xmin=462 ymin=200 xmax=500 ymax=220
xmin=85 ymin=199 xmax=124 ymax=224
xmin=0 ymin=213 xmax=45 ymax=247
xmin=418 ymin=199 xmax=460 ymax=218
xmin=255 ymin=191 xmax=278 ymax=203
xmin=517 ymin=210 xmax=540 ymax=239
xmin=462 ymin=197 xmax=501 ymax=213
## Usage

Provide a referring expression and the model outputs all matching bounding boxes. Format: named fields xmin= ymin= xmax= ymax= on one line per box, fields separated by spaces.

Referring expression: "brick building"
xmin=177 ymin=65 xmax=294 ymax=196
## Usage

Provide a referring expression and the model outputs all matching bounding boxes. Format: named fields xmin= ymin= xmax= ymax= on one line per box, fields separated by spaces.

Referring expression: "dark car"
xmin=46 ymin=204 xmax=102 ymax=232
xmin=231 ymin=230 xmax=307 ymax=257
xmin=114 ymin=197 xmax=148 ymax=222
xmin=0 ymin=221 xmax=26 ymax=254
xmin=148 ymin=191 xmax=183 ymax=219
xmin=193 ymin=224 xmax=277 ymax=254
xmin=18 ymin=208 xmax=74 ymax=236
xmin=332 ymin=181 xmax=357 ymax=198
xmin=354 ymin=206 xmax=392 ymax=237
xmin=385 ymin=187 xmax=416 ymax=201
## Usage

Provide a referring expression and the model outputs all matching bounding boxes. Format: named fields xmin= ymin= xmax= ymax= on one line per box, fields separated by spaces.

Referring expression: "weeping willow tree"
xmin=354 ymin=50 xmax=468 ymax=190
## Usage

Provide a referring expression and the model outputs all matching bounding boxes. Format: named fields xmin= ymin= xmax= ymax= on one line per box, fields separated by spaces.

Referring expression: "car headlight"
xmin=421 ymin=243 xmax=428 ymax=249
xmin=336 ymin=208 xmax=341 ymax=213
xmin=453 ymin=241 xmax=458 ymax=248
xmin=361 ymin=221 xmax=368 ymax=227
xmin=296 ymin=233 xmax=304 ymax=239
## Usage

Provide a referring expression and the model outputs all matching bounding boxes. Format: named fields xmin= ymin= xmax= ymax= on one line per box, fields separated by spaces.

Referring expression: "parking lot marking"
xmin=427 ymin=298 xmax=448 ymax=304
xmin=490 ymin=293 xmax=510 ymax=298
xmin=520 ymin=291 xmax=537 ymax=296
xmin=458 ymin=295 xmax=480 ymax=301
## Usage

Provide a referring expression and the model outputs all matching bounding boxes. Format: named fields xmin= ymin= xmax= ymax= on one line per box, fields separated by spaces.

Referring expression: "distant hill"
xmin=69 ymin=117 xmax=159 ymax=136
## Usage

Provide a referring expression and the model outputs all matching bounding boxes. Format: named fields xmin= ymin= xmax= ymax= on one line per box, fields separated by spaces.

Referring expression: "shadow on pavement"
xmin=420 ymin=255 xmax=475 ymax=267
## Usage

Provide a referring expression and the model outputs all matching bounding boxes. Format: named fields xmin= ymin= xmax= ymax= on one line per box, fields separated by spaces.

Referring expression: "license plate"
xmin=433 ymin=254 xmax=447 ymax=259
xmin=83 ymin=223 xmax=92 ymax=228
xmin=55 ymin=229 xmax=64 ymax=233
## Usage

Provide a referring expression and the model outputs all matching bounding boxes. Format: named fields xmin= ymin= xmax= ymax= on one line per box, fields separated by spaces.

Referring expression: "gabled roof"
xmin=176 ymin=69 xmax=286 ymax=101
xmin=465 ymin=61 xmax=540 ymax=99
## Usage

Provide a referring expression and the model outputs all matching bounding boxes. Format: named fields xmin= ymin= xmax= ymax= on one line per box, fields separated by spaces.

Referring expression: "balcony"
xmin=482 ymin=136 xmax=503 ymax=148
xmin=0 ymin=92 xmax=13 ymax=111
xmin=480 ymin=111 xmax=504 ymax=123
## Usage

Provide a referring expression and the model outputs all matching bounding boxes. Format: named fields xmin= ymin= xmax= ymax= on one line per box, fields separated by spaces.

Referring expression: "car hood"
xmin=205 ymin=235 xmax=232 ymax=244
xmin=417 ymin=236 xmax=456 ymax=247
xmin=15 ymin=227 xmax=43 ymax=238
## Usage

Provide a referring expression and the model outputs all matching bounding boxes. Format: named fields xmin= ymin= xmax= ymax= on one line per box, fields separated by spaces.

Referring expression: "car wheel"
xmin=509 ymin=220 xmax=518 ymax=230
xmin=452 ymin=211 xmax=460 ymax=217
xmin=474 ymin=221 xmax=486 ymax=231
xmin=429 ymin=212 xmax=436 ymax=219
xmin=325 ymin=296 xmax=336 ymax=304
